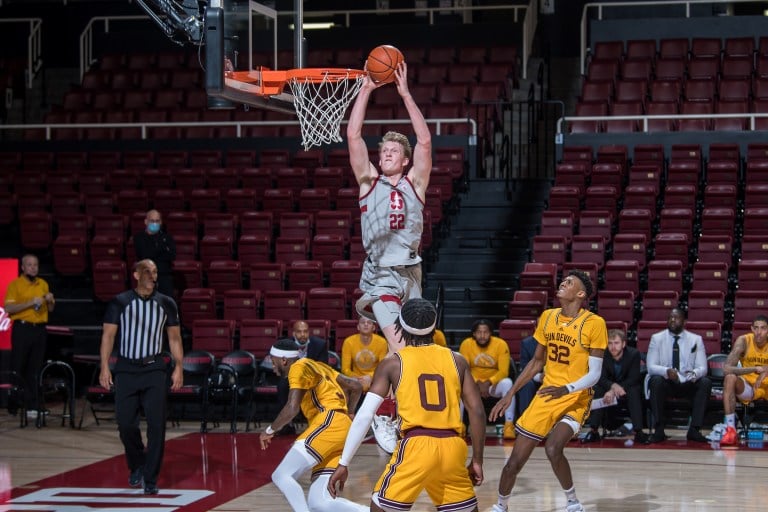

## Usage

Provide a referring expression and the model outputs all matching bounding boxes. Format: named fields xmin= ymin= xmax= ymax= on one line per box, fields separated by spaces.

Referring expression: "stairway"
xmin=423 ymin=178 xmax=551 ymax=345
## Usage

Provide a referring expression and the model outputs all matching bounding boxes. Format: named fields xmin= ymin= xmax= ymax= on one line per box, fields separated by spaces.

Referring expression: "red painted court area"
xmin=7 ymin=433 xmax=291 ymax=511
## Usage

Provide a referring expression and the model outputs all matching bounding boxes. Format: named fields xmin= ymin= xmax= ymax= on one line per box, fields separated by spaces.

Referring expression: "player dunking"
xmin=489 ymin=270 xmax=607 ymax=512
xmin=347 ymin=60 xmax=432 ymax=355
xmin=347 ymin=58 xmax=432 ymax=451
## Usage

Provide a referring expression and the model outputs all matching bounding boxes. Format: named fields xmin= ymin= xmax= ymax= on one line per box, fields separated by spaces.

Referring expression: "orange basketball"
xmin=366 ymin=45 xmax=405 ymax=84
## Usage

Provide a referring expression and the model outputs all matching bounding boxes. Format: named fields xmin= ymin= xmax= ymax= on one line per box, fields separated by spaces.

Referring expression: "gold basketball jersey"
xmin=741 ymin=333 xmax=768 ymax=386
xmin=534 ymin=308 xmax=608 ymax=388
xmin=395 ymin=344 xmax=463 ymax=434
xmin=288 ymin=358 xmax=348 ymax=422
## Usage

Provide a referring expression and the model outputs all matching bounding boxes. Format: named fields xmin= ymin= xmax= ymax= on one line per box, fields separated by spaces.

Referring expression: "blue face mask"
xmin=147 ymin=222 xmax=161 ymax=234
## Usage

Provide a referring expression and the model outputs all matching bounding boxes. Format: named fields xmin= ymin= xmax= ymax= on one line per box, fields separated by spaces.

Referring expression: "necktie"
xmin=672 ymin=335 xmax=680 ymax=370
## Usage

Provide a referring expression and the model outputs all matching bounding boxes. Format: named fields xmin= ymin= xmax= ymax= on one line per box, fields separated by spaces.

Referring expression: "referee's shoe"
xmin=129 ymin=468 xmax=143 ymax=488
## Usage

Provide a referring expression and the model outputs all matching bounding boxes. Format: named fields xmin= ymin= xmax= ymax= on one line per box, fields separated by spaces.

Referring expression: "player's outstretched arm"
xmin=260 ymin=388 xmax=305 ymax=449
xmin=455 ymin=352 xmax=484 ymax=485
xmin=394 ymin=62 xmax=432 ymax=197
xmin=336 ymin=373 xmax=364 ymax=414
xmin=489 ymin=343 xmax=546 ymax=421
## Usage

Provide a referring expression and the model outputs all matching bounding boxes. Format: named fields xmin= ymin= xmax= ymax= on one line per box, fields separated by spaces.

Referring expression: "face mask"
xmin=147 ymin=222 xmax=161 ymax=234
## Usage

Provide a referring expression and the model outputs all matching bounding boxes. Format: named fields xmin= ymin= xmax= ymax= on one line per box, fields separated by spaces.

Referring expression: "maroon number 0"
xmin=418 ymin=374 xmax=446 ymax=411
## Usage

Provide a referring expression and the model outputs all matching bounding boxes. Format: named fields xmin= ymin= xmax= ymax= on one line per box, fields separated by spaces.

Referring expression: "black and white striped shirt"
xmin=104 ymin=290 xmax=180 ymax=359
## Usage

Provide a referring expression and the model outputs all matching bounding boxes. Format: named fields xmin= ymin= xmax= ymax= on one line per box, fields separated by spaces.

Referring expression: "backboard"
xmin=205 ymin=0 xmax=296 ymax=113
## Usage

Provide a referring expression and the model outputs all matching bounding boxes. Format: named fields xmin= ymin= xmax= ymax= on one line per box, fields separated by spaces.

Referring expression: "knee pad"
xmin=560 ymin=417 xmax=581 ymax=435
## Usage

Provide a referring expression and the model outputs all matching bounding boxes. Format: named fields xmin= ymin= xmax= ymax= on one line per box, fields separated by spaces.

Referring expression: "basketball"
xmin=366 ymin=45 xmax=405 ymax=83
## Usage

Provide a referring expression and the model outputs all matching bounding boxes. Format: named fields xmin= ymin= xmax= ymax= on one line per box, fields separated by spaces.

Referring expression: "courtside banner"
xmin=0 ymin=258 xmax=18 ymax=350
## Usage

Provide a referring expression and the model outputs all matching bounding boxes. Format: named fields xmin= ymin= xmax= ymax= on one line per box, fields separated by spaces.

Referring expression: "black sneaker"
xmin=686 ymin=427 xmax=708 ymax=443
xmin=144 ymin=483 xmax=159 ymax=495
xmin=129 ymin=468 xmax=143 ymax=488
xmin=649 ymin=431 xmax=669 ymax=443
xmin=580 ymin=429 xmax=601 ymax=444
xmin=633 ymin=431 xmax=651 ymax=445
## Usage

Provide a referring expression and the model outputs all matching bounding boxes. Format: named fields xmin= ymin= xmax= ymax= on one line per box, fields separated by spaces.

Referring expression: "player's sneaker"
xmin=503 ymin=421 xmax=516 ymax=439
xmin=372 ymin=415 xmax=398 ymax=454
xmin=491 ymin=505 xmax=507 ymax=512
xmin=720 ymin=425 xmax=739 ymax=446
xmin=566 ymin=499 xmax=586 ymax=512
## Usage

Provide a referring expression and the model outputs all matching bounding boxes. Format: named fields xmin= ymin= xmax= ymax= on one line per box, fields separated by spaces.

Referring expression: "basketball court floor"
xmin=2 ymin=408 xmax=767 ymax=511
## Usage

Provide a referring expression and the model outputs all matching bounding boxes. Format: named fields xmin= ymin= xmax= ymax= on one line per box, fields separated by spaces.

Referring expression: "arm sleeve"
xmin=338 ymin=392 xmax=385 ymax=467
xmin=565 ymin=356 xmax=604 ymax=393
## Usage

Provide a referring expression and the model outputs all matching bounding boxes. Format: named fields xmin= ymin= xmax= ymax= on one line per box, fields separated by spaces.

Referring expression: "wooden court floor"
xmin=1 ymin=404 xmax=767 ymax=511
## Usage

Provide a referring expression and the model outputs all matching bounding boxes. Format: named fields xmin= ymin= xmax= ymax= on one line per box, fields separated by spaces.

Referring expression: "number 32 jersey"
xmin=534 ymin=308 xmax=608 ymax=388
xmin=394 ymin=344 xmax=463 ymax=435
xmin=360 ymin=176 xmax=424 ymax=267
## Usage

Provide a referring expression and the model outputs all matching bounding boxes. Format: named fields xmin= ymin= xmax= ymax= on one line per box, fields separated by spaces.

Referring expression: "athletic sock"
xmin=564 ymin=486 xmax=578 ymax=503
xmin=497 ymin=492 xmax=511 ymax=510
xmin=725 ymin=413 xmax=736 ymax=429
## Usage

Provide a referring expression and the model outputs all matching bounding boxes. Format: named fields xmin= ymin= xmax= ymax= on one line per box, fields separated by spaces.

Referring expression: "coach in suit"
xmin=275 ymin=320 xmax=330 ymax=433
xmin=582 ymin=329 xmax=650 ymax=444
xmin=646 ymin=308 xmax=711 ymax=443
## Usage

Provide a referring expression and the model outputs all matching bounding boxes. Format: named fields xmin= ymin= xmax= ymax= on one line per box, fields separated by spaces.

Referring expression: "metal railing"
xmin=0 ymin=18 xmax=43 ymax=89
xmin=0 ymin=116 xmax=476 ymax=140
xmin=79 ymin=15 xmax=151 ymax=80
xmin=79 ymin=3 xmax=532 ymax=81
xmin=279 ymin=3 xmax=532 ymax=79
xmin=557 ymin=112 xmax=768 ymax=134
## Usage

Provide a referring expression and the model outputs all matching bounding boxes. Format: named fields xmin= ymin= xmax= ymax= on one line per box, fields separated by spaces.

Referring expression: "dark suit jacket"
xmin=596 ymin=346 xmax=642 ymax=391
xmin=295 ymin=336 xmax=329 ymax=364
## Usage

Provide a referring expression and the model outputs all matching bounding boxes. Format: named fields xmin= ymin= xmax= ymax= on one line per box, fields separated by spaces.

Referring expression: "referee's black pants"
xmin=114 ymin=361 xmax=168 ymax=487
xmin=11 ymin=321 xmax=47 ymax=410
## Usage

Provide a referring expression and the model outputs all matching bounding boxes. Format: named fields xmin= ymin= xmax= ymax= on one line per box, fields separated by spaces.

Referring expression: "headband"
xmin=398 ymin=310 xmax=436 ymax=336
xmin=270 ymin=347 xmax=300 ymax=359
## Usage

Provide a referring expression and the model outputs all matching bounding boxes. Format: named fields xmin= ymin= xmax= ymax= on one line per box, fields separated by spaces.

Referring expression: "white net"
xmin=287 ymin=70 xmax=365 ymax=150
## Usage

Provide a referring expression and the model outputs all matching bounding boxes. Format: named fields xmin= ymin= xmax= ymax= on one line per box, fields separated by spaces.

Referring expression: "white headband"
xmin=398 ymin=310 xmax=437 ymax=336
xmin=270 ymin=347 xmax=300 ymax=359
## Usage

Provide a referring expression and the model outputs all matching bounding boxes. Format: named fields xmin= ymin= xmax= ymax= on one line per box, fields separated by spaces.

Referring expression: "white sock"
xmin=564 ymin=485 xmax=578 ymax=503
xmin=725 ymin=413 xmax=736 ymax=428
xmin=497 ymin=492 xmax=511 ymax=510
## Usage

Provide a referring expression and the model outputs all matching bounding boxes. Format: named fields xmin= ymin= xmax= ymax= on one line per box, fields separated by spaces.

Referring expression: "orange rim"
xmin=227 ymin=67 xmax=366 ymax=96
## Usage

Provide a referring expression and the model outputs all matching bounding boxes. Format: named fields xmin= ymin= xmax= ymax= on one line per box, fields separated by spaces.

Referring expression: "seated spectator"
xmin=516 ymin=335 xmax=542 ymax=417
xmin=720 ymin=315 xmax=768 ymax=446
xmin=340 ymin=317 xmax=388 ymax=392
xmin=582 ymin=329 xmax=650 ymax=444
xmin=433 ymin=328 xmax=448 ymax=347
xmin=646 ymin=308 xmax=711 ymax=443
xmin=274 ymin=320 xmax=329 ymax=434
xmin=459 ymin=319 xmax=516 ymax=439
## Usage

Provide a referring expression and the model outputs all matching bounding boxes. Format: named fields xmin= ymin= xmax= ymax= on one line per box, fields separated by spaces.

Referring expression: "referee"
xmin=99 ymin=259 xmax=184 ymax=495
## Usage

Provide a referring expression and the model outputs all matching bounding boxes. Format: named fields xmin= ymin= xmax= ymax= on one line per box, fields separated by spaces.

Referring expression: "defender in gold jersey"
xmin=489 ymin=270 xmax=607 ymax=512
xmin=328 ymin=298 xmax=486 ymax=512
xmin=720 ymin=315 xmax=768 ymax=445
xmin=259 ymin=339 xmax=366 ymax=512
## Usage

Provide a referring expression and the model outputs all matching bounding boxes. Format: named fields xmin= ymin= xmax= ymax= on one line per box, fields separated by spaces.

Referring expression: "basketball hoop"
xmin=286 ymin=68 xmax=366 ymax=150
xmin=224 ymin=67 xmax=366 ymax=149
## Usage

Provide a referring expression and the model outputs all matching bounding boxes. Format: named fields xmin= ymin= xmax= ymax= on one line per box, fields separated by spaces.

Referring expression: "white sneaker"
xmin=491 ymin=505 xmax=508 ymax=512
xmin=566 ymin=500 xmax=585 ymax=512
xmin=26 ymin=410 xmax=38 ymax=419
xmin=372 ymin=415 xmax=398 ymax=454
xmin=707 ymin=423 xmax=727 ymax=441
